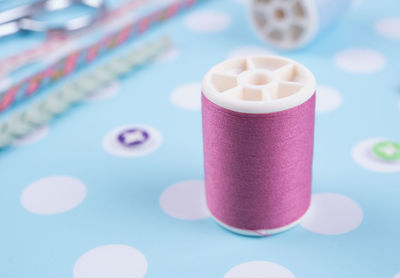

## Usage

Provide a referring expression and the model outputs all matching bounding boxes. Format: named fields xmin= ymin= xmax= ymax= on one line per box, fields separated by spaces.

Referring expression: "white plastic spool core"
xmin=249 ymin=0 xmax=318 ymax=49
xmin=202 ymin=55 xmax=316 ymax=236
xmin=212 ymin=215 xmax=306 ymax=236
xmin=202 ymin=55 xmax=316 ymax=114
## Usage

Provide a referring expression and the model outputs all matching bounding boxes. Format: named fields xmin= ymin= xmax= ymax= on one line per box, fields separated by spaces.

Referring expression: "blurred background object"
xmin=249 ymin=0 xmax=351 ymax=49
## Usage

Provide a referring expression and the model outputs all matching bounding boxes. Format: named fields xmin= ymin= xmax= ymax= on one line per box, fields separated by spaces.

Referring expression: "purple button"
xmin=117 ymin=128 xmax=149 ymax=147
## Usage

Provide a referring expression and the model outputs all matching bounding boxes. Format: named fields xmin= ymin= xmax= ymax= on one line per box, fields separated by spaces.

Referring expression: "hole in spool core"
xmin=275 ymin=8 xmax=286 ymax=20
xmin=243 ymin=72 xmax=270 ymax=86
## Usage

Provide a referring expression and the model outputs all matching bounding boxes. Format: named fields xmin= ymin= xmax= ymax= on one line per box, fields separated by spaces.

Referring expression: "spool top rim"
xmin=202 ymin=55 xmax=316 ymax=114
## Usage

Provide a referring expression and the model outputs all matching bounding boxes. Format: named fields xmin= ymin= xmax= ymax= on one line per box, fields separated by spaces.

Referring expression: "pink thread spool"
xmin=201 ymin=55 xmax=316 ymax=236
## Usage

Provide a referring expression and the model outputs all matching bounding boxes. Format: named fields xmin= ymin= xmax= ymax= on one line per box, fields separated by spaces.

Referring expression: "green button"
xmin=372 ymin=141 xmax=400 ymax=161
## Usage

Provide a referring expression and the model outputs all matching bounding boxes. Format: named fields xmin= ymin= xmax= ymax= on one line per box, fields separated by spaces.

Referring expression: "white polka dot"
xmin=227 ymin=46 xmax=275 ymax=59
xmin=155 ymin=46 xmax=179 ymax=62
xmin=73 ymin=244 xmax=147 ymax=278
xmin=352 ymin=138 xmax=400 ymax=173
xmin=86 ymin=82 xmax=119 ymax=101
xmin=12 ymin=125 xmax=49 ymax=146
xmin=170 ymin=83 xmax=201 ymax=110
xmin=301 ymin=193 xmax=363 ymax=235
xmin=316 ymin=85 xmax=342 ymax=113
xmin=334 ymin=48 xmax=386 ymax=74
xmin=103 ymin=124 xmax=162 ymax=157
xmin=375 ymin=17 xmax=400 ymax=40
xmin=235 ymin=0 xmax=250 ymax=4
xmin=160 ymin=180 xmax=210 ymax=220
xmin=185 ymin=10 xmax=231 ymax=32
xmin=225 ymin=261 xmax=295 ymax=278
xmin=151 ymin=0 xmax=176 ymax=5
xmin=352 ymin=0 xmax=363 ymax=7
xmin=21 ymin=176 xmax=87 ymax=214
xmin=0 ymin=77 xmax=11 ymax=91
xmin=393 ymin=272 xmax=400 ymax=278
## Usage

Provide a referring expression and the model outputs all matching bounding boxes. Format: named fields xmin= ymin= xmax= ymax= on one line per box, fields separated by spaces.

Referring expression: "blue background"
xmin=1 ymin=0 xmax=400 ymax=277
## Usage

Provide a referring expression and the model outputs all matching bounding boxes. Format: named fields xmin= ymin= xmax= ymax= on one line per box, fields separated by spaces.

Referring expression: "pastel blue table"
xmin=1 ymin=0 xmax=400 ymax=277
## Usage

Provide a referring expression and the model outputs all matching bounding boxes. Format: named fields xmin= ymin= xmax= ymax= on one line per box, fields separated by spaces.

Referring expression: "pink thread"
xmin=138 ymin=16 xmax=151 ymax=33
xmin=87 ymin=46 xmax=99 ymax=61
xmin=168 ymin=2 xmax=180 ymax=16
xmin=117 ymin=26 xmax=132 ymax=44
xmin=63 ymin=53 xmax=78 ymax=75
xmin=202 ymin=93 xmax=315 ymax=232
xmin=0 ymin=87 xmax=18 ymax=111
xmin=26 ymin=78 xmax=40 ymax=95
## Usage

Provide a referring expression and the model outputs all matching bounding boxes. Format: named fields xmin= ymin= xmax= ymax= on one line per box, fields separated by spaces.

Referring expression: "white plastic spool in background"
xmin=202 ymin=55 xmax=316 ymax=236
xmin=249 ymin=0 xmax=351 ymax=50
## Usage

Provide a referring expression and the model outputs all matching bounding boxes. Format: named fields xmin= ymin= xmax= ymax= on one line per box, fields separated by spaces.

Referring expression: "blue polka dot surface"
xmin=1 ymin=0 xmax=400 ymax=277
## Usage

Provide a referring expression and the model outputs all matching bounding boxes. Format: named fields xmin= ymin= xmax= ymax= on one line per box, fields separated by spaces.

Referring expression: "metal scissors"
xmin=0 ymin=0 xmax=107 ymax=38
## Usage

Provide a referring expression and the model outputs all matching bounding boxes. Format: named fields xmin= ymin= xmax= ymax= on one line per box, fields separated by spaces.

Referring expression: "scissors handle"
xmin=0 ymin=0 xmax=46 ymax=37
xmin=0 ymin=0 xmax=107 ymax=38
